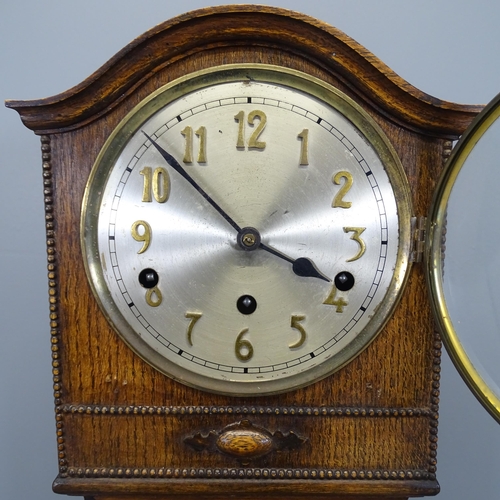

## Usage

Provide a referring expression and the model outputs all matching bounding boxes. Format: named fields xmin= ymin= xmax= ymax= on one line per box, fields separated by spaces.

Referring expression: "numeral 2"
xmin=332 ymin=171 xmax=353 ymax=208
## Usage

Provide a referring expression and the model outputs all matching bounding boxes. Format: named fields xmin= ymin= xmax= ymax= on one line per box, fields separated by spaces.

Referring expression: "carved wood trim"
xmin=61 ymin=467 xmax=434 ymax=481
xmin=41 ymin=135 xmax=68 ymax=472
xmin=59 ymin=404 xmax=433 ymax=417
xmin=7 ymin=6 xmax=480 ymax=137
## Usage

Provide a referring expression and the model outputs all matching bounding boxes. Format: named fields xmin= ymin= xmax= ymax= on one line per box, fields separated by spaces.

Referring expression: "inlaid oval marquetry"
xmin=183 ymin=419 xmax=307 ymax=463
xmin=216 ymin=428 xmax=274 ymax=459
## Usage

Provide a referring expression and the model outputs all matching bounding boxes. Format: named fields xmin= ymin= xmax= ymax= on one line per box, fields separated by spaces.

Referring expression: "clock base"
xmin=55 ymin=477 xmax=439 ymax=499
xmin=86 ymin=497 xmax=413 ymax=500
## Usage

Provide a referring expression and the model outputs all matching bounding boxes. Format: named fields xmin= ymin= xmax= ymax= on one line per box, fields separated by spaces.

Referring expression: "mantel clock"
xmin=7 ymin=6 xmax=498 ymax=500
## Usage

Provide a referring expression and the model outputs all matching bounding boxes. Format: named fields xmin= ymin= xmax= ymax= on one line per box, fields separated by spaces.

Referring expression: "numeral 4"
xmin=323 ymin=286 xmax=348 ymax=312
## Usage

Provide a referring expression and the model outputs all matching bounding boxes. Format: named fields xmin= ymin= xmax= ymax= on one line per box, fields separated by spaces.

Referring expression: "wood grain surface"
xmin=6 ymin=5 xmax=481 ymax=500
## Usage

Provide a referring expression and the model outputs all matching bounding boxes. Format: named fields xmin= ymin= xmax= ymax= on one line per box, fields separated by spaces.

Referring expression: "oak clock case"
xmin=6 ymin=5 xmax=487 ymax=500
xmin=83 ymin=65 xmax=412 ymax=396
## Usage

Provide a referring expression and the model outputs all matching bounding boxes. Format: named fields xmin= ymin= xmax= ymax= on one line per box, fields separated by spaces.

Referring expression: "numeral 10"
xmin=140 ymin=167 xmax=170 ymax=203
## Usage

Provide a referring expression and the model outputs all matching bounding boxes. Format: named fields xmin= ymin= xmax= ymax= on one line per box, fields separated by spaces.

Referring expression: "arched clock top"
xmin=6 ymin=5 xmax=480 ymax=137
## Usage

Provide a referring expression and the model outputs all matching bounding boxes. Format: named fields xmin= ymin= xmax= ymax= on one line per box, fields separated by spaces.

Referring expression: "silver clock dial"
xmin=82 ymin=65 xmax=412 ymax=395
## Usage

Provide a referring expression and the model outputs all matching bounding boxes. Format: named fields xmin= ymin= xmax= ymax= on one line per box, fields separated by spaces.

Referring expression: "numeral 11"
xmin=181 ymin=126 xmax=207 ymax=163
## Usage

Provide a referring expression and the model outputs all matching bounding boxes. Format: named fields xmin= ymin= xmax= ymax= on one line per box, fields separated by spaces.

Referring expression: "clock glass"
xmin=82 ymin=65 xmax=412 ymax=395
xmin=428 ymin=91 xmax=500 ymax=422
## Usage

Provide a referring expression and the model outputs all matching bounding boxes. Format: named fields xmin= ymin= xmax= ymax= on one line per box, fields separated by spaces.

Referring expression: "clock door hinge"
xmin=410 ymin=216 xmax=427 ymax=263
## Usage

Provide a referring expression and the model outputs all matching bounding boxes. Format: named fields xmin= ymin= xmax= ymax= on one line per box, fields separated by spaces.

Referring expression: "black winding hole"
xmin=138 ymin=268 xmax=159 ymax=289
xmin=237 ymin=295 xmax=257 ymax=315
xmin=334 ymin=271 xmax=355 ymax=291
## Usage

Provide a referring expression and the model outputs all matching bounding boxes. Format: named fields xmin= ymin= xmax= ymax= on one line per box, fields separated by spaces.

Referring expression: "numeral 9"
xmin=131 ymin=220 xmax=152 ymax=254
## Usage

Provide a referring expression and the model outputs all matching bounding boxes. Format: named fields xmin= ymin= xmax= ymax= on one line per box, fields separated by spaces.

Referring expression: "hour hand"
xmin=261 ymin=242 xmax=331 ymax=282
xmin=237 ymin=227 xmax=331 ymax=282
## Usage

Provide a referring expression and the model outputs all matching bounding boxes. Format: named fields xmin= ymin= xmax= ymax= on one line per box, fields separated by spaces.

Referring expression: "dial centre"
xmin=237 ymin=227 xmax=261 ymax=251
xmin=243 ymin=233 xmax=256 ymax=246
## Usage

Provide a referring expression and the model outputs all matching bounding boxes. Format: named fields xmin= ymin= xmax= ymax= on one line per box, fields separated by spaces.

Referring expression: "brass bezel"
xmin=427 ymin=92 xmax=500 ymax=423
xmin=81 ymin=64 xmax=413 ymax=395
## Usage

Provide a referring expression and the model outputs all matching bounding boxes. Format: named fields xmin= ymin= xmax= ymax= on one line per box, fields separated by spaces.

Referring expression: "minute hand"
xmin=143 ymin=132 xmax=330 ymax=282
xmin=143 ymin=132 xmax=242 ymax=233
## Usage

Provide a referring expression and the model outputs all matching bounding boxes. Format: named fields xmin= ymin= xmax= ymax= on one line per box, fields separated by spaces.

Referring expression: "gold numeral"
xmin=323 ymin=286 xmax=348 ymax=312
xmin=140 ymin=167 xmax=152 ymax=202
xmin=234 ymin=110 xmax=245 ymax=148
xmin=247 ymin=110 xmax=267 ymax=149
xmin=195 ymin=127 xmax=207 ymax=163
xmin=181 ymin=126 xmax=207 ymax=163
xmin=289 ymin=314 xmax=307 ymax=349
xmin=344 ymin=227 xmax=366 ymax=262
xmin=332 ymin=171 xmax=353 ymax=208
xmin=181 ymin=126 xmax=193 ymax=163
xmin=185 ymin=312 xmax=202 ymax=346
xmin=297 ymin=129 xmax=309 ymax=165
xmin=145 ymin=286 xmax=162 ymax=307
xmin=234 ymin=110 xmax=267 ymax=150
xmin=131 ymin=220 xmax=152 ymax=254
xmin=140 ymin=166 xmax=170 ymax=203
xmin=235 ymin=327 xmax=254 ymax=361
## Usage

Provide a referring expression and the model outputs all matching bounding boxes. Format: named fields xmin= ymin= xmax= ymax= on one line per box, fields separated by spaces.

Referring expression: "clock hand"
xmin=144 ymin=132 xmax=331 ymax=282
xmin=143 ymin=132 xmax=242 ymax=233
xmin=237 ymin=226 xmax=330 ymax=282
xmin=260 ymin=242 xmax=331 ymax=282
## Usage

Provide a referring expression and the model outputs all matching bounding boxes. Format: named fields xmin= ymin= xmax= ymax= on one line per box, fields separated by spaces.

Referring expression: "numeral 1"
xmin=297 ymin=129 xmax=309 ymax=165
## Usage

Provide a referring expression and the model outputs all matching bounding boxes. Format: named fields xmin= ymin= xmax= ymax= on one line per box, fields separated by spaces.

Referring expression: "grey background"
xmin=1 ymin=1 xmax=499 ymax=499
